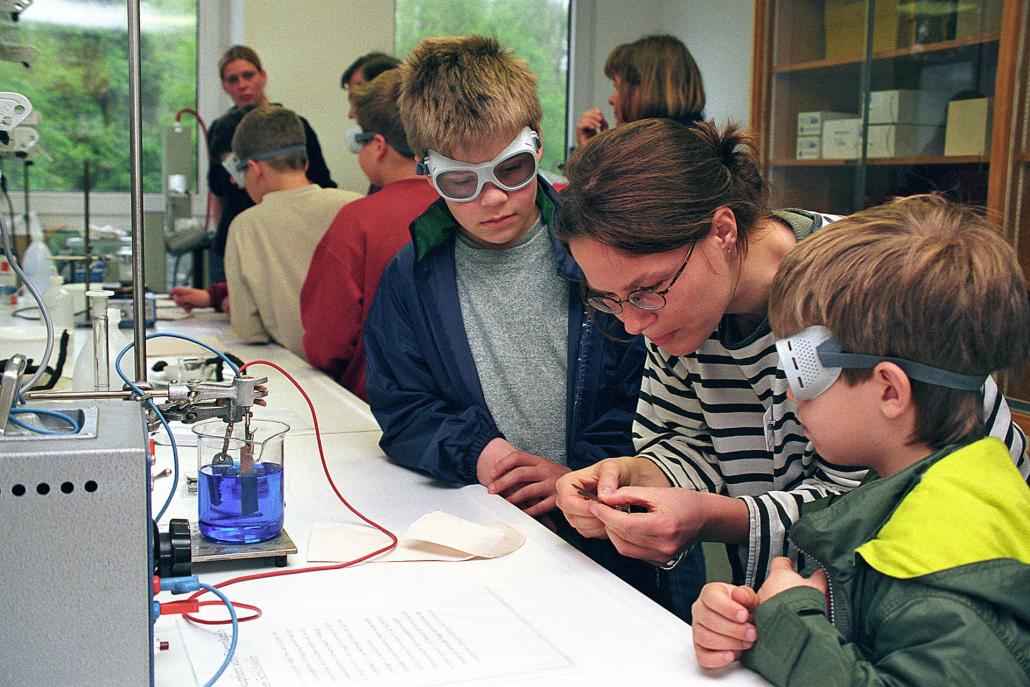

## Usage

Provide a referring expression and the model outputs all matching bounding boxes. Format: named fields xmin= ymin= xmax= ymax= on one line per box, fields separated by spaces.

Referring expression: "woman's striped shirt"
xmin=634 ymin=210 xmax=1028 ymax=586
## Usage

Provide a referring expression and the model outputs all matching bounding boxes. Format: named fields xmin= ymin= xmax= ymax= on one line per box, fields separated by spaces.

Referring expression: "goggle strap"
xmin=816 ymin=339 xmax=986 ymax=391
xmin=245 ymin=144 xmax=306 ymax=165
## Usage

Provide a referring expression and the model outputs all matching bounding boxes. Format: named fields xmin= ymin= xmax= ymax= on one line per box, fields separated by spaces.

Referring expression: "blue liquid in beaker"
xmin=198 ymin=462 xmax=283 ymax=543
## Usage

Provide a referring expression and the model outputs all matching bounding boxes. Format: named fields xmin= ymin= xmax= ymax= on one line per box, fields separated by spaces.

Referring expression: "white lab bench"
xmin=5 ymin=306 xmax=767 ymax=686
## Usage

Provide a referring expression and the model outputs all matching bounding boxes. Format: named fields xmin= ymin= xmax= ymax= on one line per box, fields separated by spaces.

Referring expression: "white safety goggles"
xmin=775 ymin=325 xmax=986 ymax=401
xmin=344 ymin=125 xmax=376 ymax=154
xmin=221 ymin=144 xmax=306 ymax=189
xmin=344 ymin=124 xmax=414 ymax=158
xmin=417 ymin=127 xmax=540 ymax=202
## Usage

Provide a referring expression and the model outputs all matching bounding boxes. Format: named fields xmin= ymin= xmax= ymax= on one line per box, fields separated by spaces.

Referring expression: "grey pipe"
xmin=127 ymin=0 xmax=147 ymax=382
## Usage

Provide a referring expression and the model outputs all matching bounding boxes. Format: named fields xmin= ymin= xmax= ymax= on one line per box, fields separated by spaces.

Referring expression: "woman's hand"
xmin=575 ymin=107 xmax=609 ymax=146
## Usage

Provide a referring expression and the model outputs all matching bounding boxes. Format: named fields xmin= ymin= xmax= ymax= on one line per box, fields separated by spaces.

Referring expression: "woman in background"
xmin=575 ymin=34 xmax=705 ymax=147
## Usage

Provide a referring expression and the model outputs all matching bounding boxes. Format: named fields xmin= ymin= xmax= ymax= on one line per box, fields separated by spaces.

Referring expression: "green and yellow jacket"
xmin=742 ymin=437 xmax=1030 ymax=686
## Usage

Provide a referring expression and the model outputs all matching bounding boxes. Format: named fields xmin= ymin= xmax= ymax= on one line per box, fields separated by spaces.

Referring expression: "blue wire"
xmin=112 ymin=332 xmax=241 ymax=522
xmin=198 ymin=582 xmax=238 ymax=687
xmin=8 ymin=406 xmax=82 ymax=434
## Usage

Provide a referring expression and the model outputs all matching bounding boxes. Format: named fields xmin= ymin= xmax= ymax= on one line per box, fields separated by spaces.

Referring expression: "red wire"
xmin=181 ymin=360 xmax=399 ymax=625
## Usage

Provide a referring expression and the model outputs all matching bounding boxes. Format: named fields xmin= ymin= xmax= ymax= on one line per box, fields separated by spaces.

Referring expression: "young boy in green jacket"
xmin=690 ymin=194 xmax=1030 ymax=685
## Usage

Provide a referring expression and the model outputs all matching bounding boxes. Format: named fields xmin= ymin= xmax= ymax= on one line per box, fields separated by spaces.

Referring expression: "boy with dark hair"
xmin=301 ymin=70 xmax=437 ymax=400
xmin=691 ymin=194 xmax=1030 ymax=685
xmin=363 ymin=35 xmax=703 ymax=613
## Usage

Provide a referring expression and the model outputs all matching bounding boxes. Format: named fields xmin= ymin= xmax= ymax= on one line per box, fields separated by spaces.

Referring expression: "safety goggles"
xmin=417 ymin=127 xmax=540 ymax=202
xmin=774 ymin=325 xmax=986 ymax=401
xmin=344 ymin=125 xmax=415 ymax=158
xmin=345 ymin=125 xmax=376 ymax=154
xmin=221 ymin=144 xmax=306 ymax=188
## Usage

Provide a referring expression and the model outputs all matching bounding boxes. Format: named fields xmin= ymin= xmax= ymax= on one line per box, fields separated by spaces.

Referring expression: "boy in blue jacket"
xmin=691 ymin=194 xmax=1030 ymax=685
xmin=364 ymin=35 xmax=704 ymax=614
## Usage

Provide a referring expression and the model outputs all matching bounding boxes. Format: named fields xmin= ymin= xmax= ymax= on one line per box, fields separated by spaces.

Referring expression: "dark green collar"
xmin=410 ymin=178 xmax=558 ymax=263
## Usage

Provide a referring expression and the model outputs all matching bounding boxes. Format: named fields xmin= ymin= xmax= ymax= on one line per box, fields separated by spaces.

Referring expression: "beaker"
xmin=193 ymin=419 xmax=289 ymax=544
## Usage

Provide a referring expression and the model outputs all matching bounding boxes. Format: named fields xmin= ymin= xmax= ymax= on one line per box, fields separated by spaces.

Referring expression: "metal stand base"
xmin=190 ymin=522 xmax=297 ymax=568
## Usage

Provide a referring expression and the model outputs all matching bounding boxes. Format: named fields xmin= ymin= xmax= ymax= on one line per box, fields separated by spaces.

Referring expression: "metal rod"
xmin=83 ymin=161 xmax=91 ymax=315
xmin=127 ymin=0 xmax=147 ymax=382
xmin=21 ymin=159 xmax=29 ymax=242
xmin=24 ymin=389 xmax=169 ymax=401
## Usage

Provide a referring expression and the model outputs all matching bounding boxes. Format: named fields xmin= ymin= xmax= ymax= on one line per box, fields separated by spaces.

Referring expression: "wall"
xmin=661 ymin=0 xmax=753 ymax=128
xmin=239 ymin=0 xmax=395 ymax=195
xmin=569 ymin=0 xmax=752 ymax=157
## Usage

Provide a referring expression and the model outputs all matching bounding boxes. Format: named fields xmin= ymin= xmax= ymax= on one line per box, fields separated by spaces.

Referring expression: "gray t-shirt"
xmin=454 ymin=218 xmax=569 ymax=464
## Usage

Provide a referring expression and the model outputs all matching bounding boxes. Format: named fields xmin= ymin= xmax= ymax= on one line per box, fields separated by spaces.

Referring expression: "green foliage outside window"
xmin=0 ymin=0 xmax=196 ymax=193
xmin=395 ymin=0 xmax=569 ymax=175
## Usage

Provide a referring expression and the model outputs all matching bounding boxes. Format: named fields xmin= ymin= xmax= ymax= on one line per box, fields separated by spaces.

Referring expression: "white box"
xmin=867 ymin=124 xmax=944 ymax=157
xmin=796 ymin=135 xmax=822 ymax=159
xmin=944 ymin=98 xmax=992 ymax=156
xmin=821 ymin=118 xmax=863 ymax=159
xmin=867 ymin=89 xmax=952 ymax=126
xmin=797 ymin=111 xmax=854 ymax=137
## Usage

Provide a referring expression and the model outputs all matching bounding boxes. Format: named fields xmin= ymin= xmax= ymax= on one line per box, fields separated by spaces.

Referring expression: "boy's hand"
xmin=692 ymin=582 xmax=759 ymax=669
xmin=169 ymin=286 xmax=211 ymax=312
xmin=586 ymin=486 xmax=708 ymax=565
xmin=479 ymin=445 xmax=570 ymax=518
xmin=757 ymin=557 xmax=829 ymax=605
xmin=575 ymin=107 xmax=609 ymax=146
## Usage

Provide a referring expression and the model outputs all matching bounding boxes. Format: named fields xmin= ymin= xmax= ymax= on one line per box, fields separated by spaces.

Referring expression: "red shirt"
xmin=300 ymin=178 xmax=439 ymax=400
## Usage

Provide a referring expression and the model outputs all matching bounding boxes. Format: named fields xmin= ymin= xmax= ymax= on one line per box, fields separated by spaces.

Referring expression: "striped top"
xmin=635 ymin=210 xmax=1029 ymax=587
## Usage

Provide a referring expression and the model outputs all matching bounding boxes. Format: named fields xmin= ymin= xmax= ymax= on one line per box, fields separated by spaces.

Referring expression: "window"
xmin=395 ymin=0 xmax=570 ymax=176
xmin=0 ymin=0 xmax=197 ymax=193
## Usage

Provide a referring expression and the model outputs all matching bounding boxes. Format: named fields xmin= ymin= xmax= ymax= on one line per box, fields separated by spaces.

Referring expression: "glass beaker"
xmin=193 ymin=419 xmax=289 ymax=544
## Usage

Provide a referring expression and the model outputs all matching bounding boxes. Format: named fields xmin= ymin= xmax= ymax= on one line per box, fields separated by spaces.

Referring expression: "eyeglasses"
xmin=417 ymin=127 xmax=540 ymax=202
xmin=586 ymin=245 xmax=694 ymax=314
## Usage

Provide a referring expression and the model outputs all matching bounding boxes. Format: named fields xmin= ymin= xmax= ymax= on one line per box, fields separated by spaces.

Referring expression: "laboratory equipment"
xmin=162 ymin=121 xmax=193 ymax=236
xmin=0 ymin=398 xmax=188 ymax=686
xmin=72 ymin=290 xmax=115 ymax=391
xmin=193 ymin=418 xmax=289 ymax=543
xmin=42 ymin=273 xmax=74 ymax=331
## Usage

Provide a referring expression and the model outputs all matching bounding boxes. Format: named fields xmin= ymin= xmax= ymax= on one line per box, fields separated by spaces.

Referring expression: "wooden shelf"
xmin=770 ymin=155 xmax=989 ymax=167
xmin=772 ymin=33 xmax=1000 ymax=74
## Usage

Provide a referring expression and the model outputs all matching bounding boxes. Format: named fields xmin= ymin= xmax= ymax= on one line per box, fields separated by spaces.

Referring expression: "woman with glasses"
xmin=552 ymin=118 xmax=1026 ymax=596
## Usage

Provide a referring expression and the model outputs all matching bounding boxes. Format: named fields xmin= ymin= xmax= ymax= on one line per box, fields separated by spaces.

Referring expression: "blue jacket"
xmin=364 ymin=178 xmax=645 ymax=483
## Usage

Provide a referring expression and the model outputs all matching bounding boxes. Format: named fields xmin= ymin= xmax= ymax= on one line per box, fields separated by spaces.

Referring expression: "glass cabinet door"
xmin=999 ymin=1 xmax=1030 ymax=418
xmin=757 ymin=0 xmax=1005 ymax=215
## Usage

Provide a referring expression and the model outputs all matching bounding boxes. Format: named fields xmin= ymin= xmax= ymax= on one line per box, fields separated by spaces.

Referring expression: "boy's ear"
xmin=874 ymin=361 xmax=913 ymax=420
xmin=373 ymin=134 xmax=390 ymax=161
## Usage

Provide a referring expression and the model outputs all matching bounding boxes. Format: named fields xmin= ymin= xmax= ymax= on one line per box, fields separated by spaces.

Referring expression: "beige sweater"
xmin=225 ymin=184 xmax=361 ymax=357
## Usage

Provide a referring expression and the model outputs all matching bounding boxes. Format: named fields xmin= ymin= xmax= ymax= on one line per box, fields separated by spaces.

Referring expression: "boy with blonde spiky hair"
xmin=691 ymin=194 xmax=1030 ymax=684
xmin=363 ymin=35 xmax=705 ymax=615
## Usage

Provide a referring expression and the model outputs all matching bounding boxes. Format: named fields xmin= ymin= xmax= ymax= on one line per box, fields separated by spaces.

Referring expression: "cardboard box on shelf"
xmin=822 ymin=118 xmax=863 ymax=159
xmin=867 ymin=124 xmax=944 ymax=158
xmin=954 ymin=0 xmax=1003 ymax=39
xmin=798 ymin=111 xmax=855 ymax=137
xmin=824 ymin=0 xmax=900 ymax=61
xmin=867 ymin=89 xmax=952 ymax=126
xmin=796 ymin=135 xmax=822 ymax=160
xmin=944 ymin=98 xmax=992 ymax=157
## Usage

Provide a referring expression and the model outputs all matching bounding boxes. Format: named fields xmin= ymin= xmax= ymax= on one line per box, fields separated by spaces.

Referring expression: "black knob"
xmin=154 ymin=518 xmax=192 ymax=579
